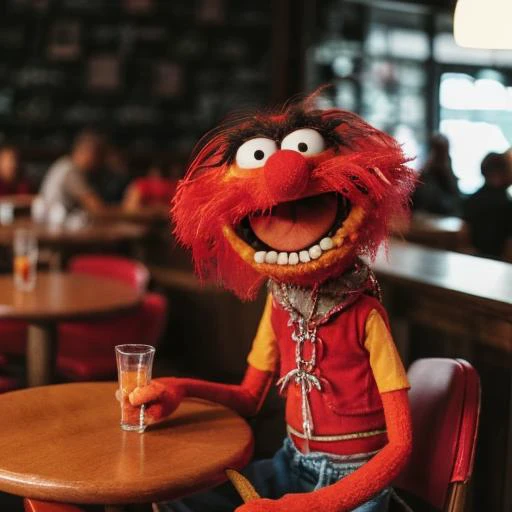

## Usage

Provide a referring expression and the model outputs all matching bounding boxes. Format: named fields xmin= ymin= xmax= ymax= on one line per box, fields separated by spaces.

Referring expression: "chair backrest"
xmin=68 ymin=255 xmax=149 ymax=293
xmin=395 ymin=358 xmax=481 ymax=511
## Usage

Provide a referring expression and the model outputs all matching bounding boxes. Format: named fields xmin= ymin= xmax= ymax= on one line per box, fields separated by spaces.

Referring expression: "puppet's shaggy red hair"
xmin=172 ymin=94 xmax=416 ymax=299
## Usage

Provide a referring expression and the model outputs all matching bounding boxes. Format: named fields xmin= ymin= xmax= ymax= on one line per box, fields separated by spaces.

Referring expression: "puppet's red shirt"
xmin=247 ymin=293 xmax=409 ymax=455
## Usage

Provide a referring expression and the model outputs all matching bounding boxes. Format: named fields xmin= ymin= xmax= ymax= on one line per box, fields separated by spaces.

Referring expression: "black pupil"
xmin=298 ymin=142 xmax=308 ymax=152
xmin=254 ymin=149 xmax=265 ymax=160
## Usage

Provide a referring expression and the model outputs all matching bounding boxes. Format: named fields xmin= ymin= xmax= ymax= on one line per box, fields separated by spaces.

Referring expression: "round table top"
xmin=0 ymin=273 xmax=142 ymax=322
xmin=0 ymin=382 xmax=253 ymax=505
xmin=0 ymin=194 xmax=35 ymax=209
xmin=0 ymin=220 xmax=148 ymax=247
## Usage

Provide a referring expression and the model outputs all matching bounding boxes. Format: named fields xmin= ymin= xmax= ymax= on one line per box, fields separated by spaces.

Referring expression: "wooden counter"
xmin=371 ymin=241 xmax=512 ymax=511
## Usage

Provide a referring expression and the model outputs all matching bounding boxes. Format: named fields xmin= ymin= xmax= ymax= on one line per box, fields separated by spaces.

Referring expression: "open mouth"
xmin=235 ymin=192 xmax=351 ymax=265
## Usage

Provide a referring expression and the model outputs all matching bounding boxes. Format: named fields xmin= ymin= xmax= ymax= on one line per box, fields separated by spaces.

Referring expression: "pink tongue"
xmin=249 ymin=194 xmax=337 ymax=252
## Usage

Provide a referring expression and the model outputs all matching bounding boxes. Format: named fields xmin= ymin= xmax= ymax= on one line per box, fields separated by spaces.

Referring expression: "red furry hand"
xmin=129 ymin=378 xmax=184 ymax=424
xmin=236 ymin=494 xmax=319 ymax=512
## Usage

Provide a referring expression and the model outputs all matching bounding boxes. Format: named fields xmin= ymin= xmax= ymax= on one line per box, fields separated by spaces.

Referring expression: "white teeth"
xmin=319 ymin=237 xmax=334 ymax=251
xmin=309 ymin=245 xmax=322 ymax=259
xmin=254 ymin=251 xmax=266 ymax=264
xmin=277 ymin=252 xmax=288 ymax=265
xmin=265 ymin=251 xmax=278 ymax=264
xmin=288 ymin=252 xmax=299 ymax=265
xmin=299 ymin=250 xmax=311 ymax=263
xmin=254 ymin=238 xmax=335 ymax=266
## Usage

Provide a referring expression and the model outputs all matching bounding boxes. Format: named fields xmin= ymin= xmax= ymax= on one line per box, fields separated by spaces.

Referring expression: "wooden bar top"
xmin=372 ymin=241 xmax=512 ymax=316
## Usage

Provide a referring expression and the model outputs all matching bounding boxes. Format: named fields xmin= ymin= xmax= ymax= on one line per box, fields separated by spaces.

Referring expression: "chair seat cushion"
xmin=57 ymin=293 xmax=167 ymax=381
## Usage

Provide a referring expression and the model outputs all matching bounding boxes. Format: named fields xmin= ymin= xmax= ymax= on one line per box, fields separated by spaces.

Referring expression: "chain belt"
xmin=287 ymin=424 xmax=387 ymax=442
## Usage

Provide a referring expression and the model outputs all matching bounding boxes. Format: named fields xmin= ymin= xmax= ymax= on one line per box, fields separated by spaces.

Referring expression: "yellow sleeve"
xmin=364 ymin=309 xmax=409 ymax=393
xmin=246 ymin=294 xmax=279 ymax=373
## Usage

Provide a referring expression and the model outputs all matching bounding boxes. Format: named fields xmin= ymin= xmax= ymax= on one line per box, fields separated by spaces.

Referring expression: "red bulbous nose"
xmin=263 ymin=150 xmax=310 ymax=202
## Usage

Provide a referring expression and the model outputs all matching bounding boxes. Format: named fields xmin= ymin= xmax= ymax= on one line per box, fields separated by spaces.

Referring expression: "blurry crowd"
xmin=1 ymin=130 xmax=511 ymax=261
xmin=0 ymin=130 xmax=179 ymax=218
xmin=413 ymin=134 xmax=512 ymax=261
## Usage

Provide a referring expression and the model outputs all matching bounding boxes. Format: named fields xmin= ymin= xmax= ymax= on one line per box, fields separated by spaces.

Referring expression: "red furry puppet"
xmin=130 ymin=92 xmax=416 ymax=512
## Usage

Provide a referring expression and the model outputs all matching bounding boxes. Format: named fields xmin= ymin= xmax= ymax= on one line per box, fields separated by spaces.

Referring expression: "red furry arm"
xmin=237 ymin=389 xmax=412 ymax=512
xmin=165 ymin=364 xmax=273 ymax=417
xmin=307 ymin=389 xmax=412 ymax=510
xmin=130 ymin=364 xmax=273 ymax=420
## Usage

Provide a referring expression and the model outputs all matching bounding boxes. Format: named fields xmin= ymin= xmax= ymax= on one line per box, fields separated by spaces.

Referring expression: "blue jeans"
xmin=160 ymin=438 xmax=391 ymax=511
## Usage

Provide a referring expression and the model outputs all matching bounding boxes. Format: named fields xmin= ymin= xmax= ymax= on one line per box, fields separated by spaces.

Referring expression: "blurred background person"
xmin=122 ymin=159 xmax=178 ymax=213
xmin=0 ymin=146 xmax=31 ymax=197
xmin=413 ymin=133 xmax=461 ymax=216
xmin=463 ymin=152 xmax=512 ymax=259
xmin=39 ymin=130 xmax=107 ymax=214
xmin=91 ymin=145 xmax=131 ymax=205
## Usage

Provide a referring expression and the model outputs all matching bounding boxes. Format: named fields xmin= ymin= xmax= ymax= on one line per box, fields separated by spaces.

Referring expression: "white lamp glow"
xmin=454 ymin=0 xmax=512 ymax=49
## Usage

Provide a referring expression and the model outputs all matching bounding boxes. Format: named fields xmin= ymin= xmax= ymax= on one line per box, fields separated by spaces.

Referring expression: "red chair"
xmin=0 ymin=322 xmax=26 ymax=391
xmin=24 ymin=500 xmax=86 ymax=512
xmin=24 ymin=358 xmax=481 ymax=512
xmin=57 ymin=255 xmax=167 ymax=381
xmin=394 ymin=358 xmax=481 ymax=511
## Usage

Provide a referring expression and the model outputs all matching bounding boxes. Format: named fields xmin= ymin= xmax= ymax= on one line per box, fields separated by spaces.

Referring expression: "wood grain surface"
xmin=0 ymin=273 xmax=142 ymax=322
xmin=373 ymin=241 xmax=512 ymax=315
xmin=0 ymin=220 xmax=148 ymax=247
xmin=0 ymin=383 xmax=254 ymax=505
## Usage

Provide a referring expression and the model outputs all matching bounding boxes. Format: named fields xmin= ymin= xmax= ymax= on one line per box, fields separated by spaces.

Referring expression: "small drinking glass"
xmin=115 ymin=344 xmax=156 ymax=432
xmin=13 ymin=229 xmax=38 ymax=292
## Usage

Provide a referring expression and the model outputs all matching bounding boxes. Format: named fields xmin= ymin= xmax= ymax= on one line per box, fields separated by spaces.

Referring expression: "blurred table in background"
xmin=0 ymin=195 xmax=35 ymax=216
xmin=373 ymin=241 xmax=512 ymax=511
xmin=0 ymin=383 xmax=253 ymax=507
xmin=393 ymin=213 xmax=469 ymax=252
xmin=0 ymin=273 xmax=141 ymax=386
xmin=93 ymin=206 xmax=169 ymax=225
xmin=0 ymin=219 xmax=149 ymax=269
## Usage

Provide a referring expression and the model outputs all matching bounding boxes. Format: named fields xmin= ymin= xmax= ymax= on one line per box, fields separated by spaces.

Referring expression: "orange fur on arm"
xmin=159 ymin=364 xmax=274 ymax=418
xmin=287 ymin=388 xmax=412 ymax=512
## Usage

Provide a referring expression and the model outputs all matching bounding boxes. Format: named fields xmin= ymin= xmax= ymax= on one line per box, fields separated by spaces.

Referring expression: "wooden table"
xmin=0 ymin=220 xmax=148 ymax=248
xmin=0 ymin=273 xmax=141 ymax=386
xmin=93 ymin=207 xmax=169 ymax=225
xmin=373 ymin=241 xmax=512 ymax=354
xmin=371 ymin=241 xmax=512 ymax=511
xmin=0 ymin=382 xmax=253 ymax=510
xmin=0 ymin=220 xmax=149 ymax=269
xmin=0 ymin=194 xmax=34 ymax=213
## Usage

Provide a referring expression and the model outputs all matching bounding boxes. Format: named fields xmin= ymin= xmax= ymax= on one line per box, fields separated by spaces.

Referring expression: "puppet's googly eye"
xmin=235 ymin=138 xmax=278 ymax=169
xmin=281 ymin=128 xmax=325 ymax=156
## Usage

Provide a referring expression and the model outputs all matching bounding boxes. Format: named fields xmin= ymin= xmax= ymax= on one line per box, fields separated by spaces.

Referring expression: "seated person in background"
xmin=40 ymin=130 xmax=107 ymax=214
xmin=464 ymin=152 xmax=512 ymax=259
xmin=91 ymin=145 xmax=131 ymax=204
xmin=0 ymin=145 xmax=31 ymax=196
xmin=122 ymin=160 xmax=178 ymax=212
xmin=413 ymin=134 xmax=461 ymax=215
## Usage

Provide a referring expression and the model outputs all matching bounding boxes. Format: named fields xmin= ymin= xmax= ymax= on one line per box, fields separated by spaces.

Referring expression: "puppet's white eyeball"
xmin=281 ymin=128 xmax=325 ymax=156
xmin=235 ymin=138 xmax=277 ymax=169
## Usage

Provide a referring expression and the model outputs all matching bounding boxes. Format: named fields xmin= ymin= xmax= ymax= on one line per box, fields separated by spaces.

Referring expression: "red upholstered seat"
xmin=68 ymin=254 xmax=149 ymax=292
xmin=0 ymin=319 xmax=27 ymax=392
xmin=0 ymin=374 xmax=21 ymax=393
xmin=395 ymin=358 xmax=481 ymax=511
xmin=24 ymin=499 xmax=86 ymax=512
xmin=57 ymin=255 xmax=167 ymax=381
xmin=0 ymin=319 xmax=27 ymax=357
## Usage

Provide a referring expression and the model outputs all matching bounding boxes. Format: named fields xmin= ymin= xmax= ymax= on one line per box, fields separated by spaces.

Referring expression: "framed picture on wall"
xmin=87 ymin=55 xmax=121 ymax=91
xmin=47 ymin=20 xmax=81 ymax=60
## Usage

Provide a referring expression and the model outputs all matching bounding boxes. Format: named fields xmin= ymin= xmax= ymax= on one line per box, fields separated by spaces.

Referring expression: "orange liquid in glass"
xmin=119 ymin=368 xmax=149 ymax=429
xmin=14 ymin=255 xmax=31 ymax=283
